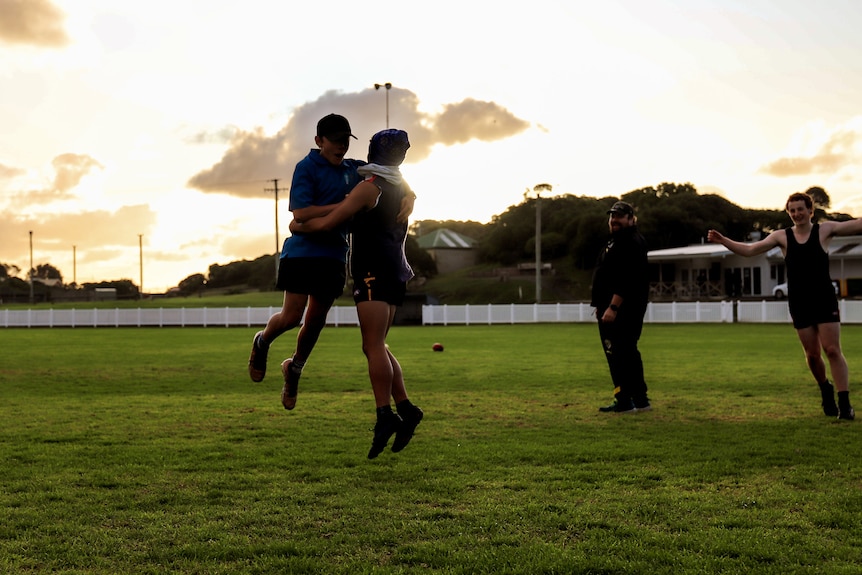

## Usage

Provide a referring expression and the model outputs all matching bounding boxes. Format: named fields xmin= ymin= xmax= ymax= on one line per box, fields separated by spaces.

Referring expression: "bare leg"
xmin=262 ymin=291 xmax=308 ymax=343
xmin=816 ymin=323 xmax=849 ymax=392
xmin=292 ymin=295 xmax=335 ymax=364
xmin=797 ymin=326 xmax=828 ymax=383
xmin=357 ymin=300 xmax=398 ymax=408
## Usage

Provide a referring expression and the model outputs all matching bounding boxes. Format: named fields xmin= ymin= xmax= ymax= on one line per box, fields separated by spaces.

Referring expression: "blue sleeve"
xmin=289 ymin=159 xmax=315 ymax=211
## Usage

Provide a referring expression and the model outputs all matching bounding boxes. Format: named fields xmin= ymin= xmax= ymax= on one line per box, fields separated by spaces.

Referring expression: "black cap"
xmin=607 ymin=201 xmax=634 ymax=216
xmin=317 ymin=114 xmax=357 ymax=141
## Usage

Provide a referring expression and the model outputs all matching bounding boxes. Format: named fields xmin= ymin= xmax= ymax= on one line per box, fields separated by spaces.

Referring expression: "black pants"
xmin=597 ymin=315 xmax=648 ymax=402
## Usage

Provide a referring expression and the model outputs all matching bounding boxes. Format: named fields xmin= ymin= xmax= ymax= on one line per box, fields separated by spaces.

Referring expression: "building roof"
xmin=417 ymin=228 xmax=475 ymax=249
xmin=647 ymin=243 xmax=731 ymax=261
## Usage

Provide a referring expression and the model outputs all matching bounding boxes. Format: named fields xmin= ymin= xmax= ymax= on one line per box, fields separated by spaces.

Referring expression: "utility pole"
xmin=29 ymin=230 xmax=34 ymax=305
xmin=532 ymin=183 xmax=553 ymax=303
xmin=138 ymin=234 xmax=143 ymax=299
xmin=265 ymin=179 xmax=282 ymax=279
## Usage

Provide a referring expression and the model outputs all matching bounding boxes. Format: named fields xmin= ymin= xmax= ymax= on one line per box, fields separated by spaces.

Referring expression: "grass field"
xmin=1 ymin=324 xmax=860 ymax=574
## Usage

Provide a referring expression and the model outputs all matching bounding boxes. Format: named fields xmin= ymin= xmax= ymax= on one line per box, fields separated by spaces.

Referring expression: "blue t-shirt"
xmin=281 ymin=149 xmax=365 ymax=261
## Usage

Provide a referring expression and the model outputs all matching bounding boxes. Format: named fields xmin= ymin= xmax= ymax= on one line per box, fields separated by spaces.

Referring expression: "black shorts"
xmin=352 ymin=272 xmax=406 ymax=306
xmin=789 ymin=298 xmax=840 ymax=330
xmin=276 ymin=257 xmax=345 ymax=300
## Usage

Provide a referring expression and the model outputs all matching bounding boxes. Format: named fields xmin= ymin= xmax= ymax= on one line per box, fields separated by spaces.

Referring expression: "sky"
xmin=3 ymin=0 xmax=862 ymax=293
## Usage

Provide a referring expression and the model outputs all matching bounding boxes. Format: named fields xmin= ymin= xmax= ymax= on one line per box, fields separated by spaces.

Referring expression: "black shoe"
xmin=392 ymin=405 xmax=423 ymax=453
xmin=248 ymin=331 xmax=268 ymax=382
xmin=368 ymin=412 xmax=403 ymax=459
xmin=838 ymin=407 xmax=855 ymax=421
xmin=633 ymin=398 xmax=652 ymax=412
xmin=599 ymin=398 xmax=636 ymax=414
xmin=819 ymin=381 xmax=839 ymax=417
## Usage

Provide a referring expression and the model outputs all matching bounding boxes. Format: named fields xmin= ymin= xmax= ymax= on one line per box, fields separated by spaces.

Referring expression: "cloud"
xmin=5 ymin=153 xmax=103 ymax=207
xmin=761 ymin=125 xmax=862 ymax=177
xmin=435 ymin=98 xmax=531 ymax=145
xmin=0 ymin=162 xmax=25 ymax=180
xmin=0 ymin=205 xmax=157 ymax=273
xmin=187 ymin=87 xmax=531 ymax=198
xmin=182 ymin=126 xmax=241 ymax=145
xmin=0 ymin=0 xmax=68 ymax=47
xmin=51 ymin=153 xmax=104 ymax=193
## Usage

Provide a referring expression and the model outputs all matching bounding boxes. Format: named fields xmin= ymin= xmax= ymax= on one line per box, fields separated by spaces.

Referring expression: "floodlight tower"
xmin=374 ymin=82 xmax=392 ymax=128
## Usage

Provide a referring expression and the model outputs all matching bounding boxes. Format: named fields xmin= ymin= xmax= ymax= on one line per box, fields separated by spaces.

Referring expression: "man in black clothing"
xmin=591 ymin=201 xmax=651 ymax=414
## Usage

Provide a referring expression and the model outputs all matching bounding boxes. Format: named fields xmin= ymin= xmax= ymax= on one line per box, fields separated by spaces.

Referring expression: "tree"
xmin=405 ymin=235 xmax=437 ymax=278
xmin=0 ymin=262 xmax=20 ymax=280
xmin=178 ymin=273 xmax=207 ymax=296
xmin=33 ymin=263 xmax=63 ymax=282
xmin=805 ymin=186 xmax=830 ymax=209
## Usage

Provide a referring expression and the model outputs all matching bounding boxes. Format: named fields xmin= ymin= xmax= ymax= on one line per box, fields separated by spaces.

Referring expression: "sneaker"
xmin=599 ymin=398 xmax=637 ymax=414
xmin=819 ymin=381 xmax=839 ymax=417
xmin=248 ymin=331 xmax=268 ymax=382
xmin=392 ymin=405 xmax=424 ymax=453
xmin=838 ymin=407 xmax=855 ymax=421
xmin=368 ymin=412 xmax=403 ymax=459
xmin=280 ymin=358 xmax=301 ymax=411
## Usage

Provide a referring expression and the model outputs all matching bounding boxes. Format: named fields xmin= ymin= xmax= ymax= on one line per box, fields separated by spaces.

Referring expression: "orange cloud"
xmin=0 ymin=0 xmax=68 ymax=47
xmin=0 ymin=162 xmax=25 ymax=180
xmin=761 ymin=128 xmax=861 ymax=177
xmin=52 ymin=153 xmax=104 ymax=193
xmin=5 ymin=153 xmax=104 ymax=207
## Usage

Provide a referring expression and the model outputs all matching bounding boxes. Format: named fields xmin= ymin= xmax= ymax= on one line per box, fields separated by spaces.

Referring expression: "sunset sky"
xmin=3 ymin=0 xmax=862 ymax=292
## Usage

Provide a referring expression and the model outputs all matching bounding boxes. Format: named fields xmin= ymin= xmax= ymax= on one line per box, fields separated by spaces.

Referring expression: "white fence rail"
xmin=2 ymin=300 xmax=861 ymax=328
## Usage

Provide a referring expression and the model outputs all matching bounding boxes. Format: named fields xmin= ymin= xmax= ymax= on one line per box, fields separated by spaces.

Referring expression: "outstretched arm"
xmin=290 ymin=181 xmax=380 ymax=234
xmin=707 ymin=229 xmax=783 ymax=257
xmin=822 ymin=217 xmax=862 ymax=238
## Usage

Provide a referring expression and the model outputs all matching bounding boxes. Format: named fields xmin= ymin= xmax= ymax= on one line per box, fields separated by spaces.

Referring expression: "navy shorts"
xmin=276 ymin=257 xmax=345 ymax=300
xmin=352 ymin=272 xmax=406 ymax=306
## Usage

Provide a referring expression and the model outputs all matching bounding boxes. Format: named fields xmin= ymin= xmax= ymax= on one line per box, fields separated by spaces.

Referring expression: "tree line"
xmin=2 ymin=183 xmax=847 ymax=298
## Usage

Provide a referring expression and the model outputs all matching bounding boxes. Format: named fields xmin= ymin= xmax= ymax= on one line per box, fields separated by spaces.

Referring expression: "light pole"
xmin=29 ymin=230 xmax=34 ymax=304
xmin=531 ymin=183 xmax=553 ymax=303
xmin=73 ymin=245 xmax=76 ymax=286
xmin=138 ymin=234 xmax=143 ymax=299
xmin=374 ymin=82 xmax=392 ymax=128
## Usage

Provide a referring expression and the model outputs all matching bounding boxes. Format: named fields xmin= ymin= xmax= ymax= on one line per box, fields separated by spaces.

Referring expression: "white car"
xmin=772 ymin=281 xmax=839 ymax=299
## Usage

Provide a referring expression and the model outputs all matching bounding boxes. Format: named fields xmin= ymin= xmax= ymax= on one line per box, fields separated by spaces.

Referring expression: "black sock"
xmin=376 ymin=405 xmax=394 ymax=419
xmin=395 ymin=399 xmax=414 ymax=416
xmin=838 ymin=391 xmax=852 ymax=407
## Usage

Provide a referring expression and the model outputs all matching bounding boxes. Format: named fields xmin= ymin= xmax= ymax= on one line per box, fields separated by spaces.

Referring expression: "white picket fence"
xmin=3 ymin=300 xmax=862 ymax=328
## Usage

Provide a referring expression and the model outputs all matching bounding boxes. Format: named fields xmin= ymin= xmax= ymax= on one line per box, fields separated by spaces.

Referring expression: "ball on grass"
xmin=432 ymin=342 xmax=444 ymax=352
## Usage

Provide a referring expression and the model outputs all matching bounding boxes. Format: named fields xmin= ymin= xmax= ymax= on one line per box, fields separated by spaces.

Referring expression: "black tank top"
xmin=785 ymin=225 xmax=835 ymax=306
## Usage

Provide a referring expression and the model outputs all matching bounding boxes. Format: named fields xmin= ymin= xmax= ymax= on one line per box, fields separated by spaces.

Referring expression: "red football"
xmin=432 ymin=342 xmax=444 ymax=352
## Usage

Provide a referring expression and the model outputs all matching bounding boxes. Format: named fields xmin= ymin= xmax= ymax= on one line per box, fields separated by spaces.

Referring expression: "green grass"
xmin=1 ymin=324 xmax=861 ymax=574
